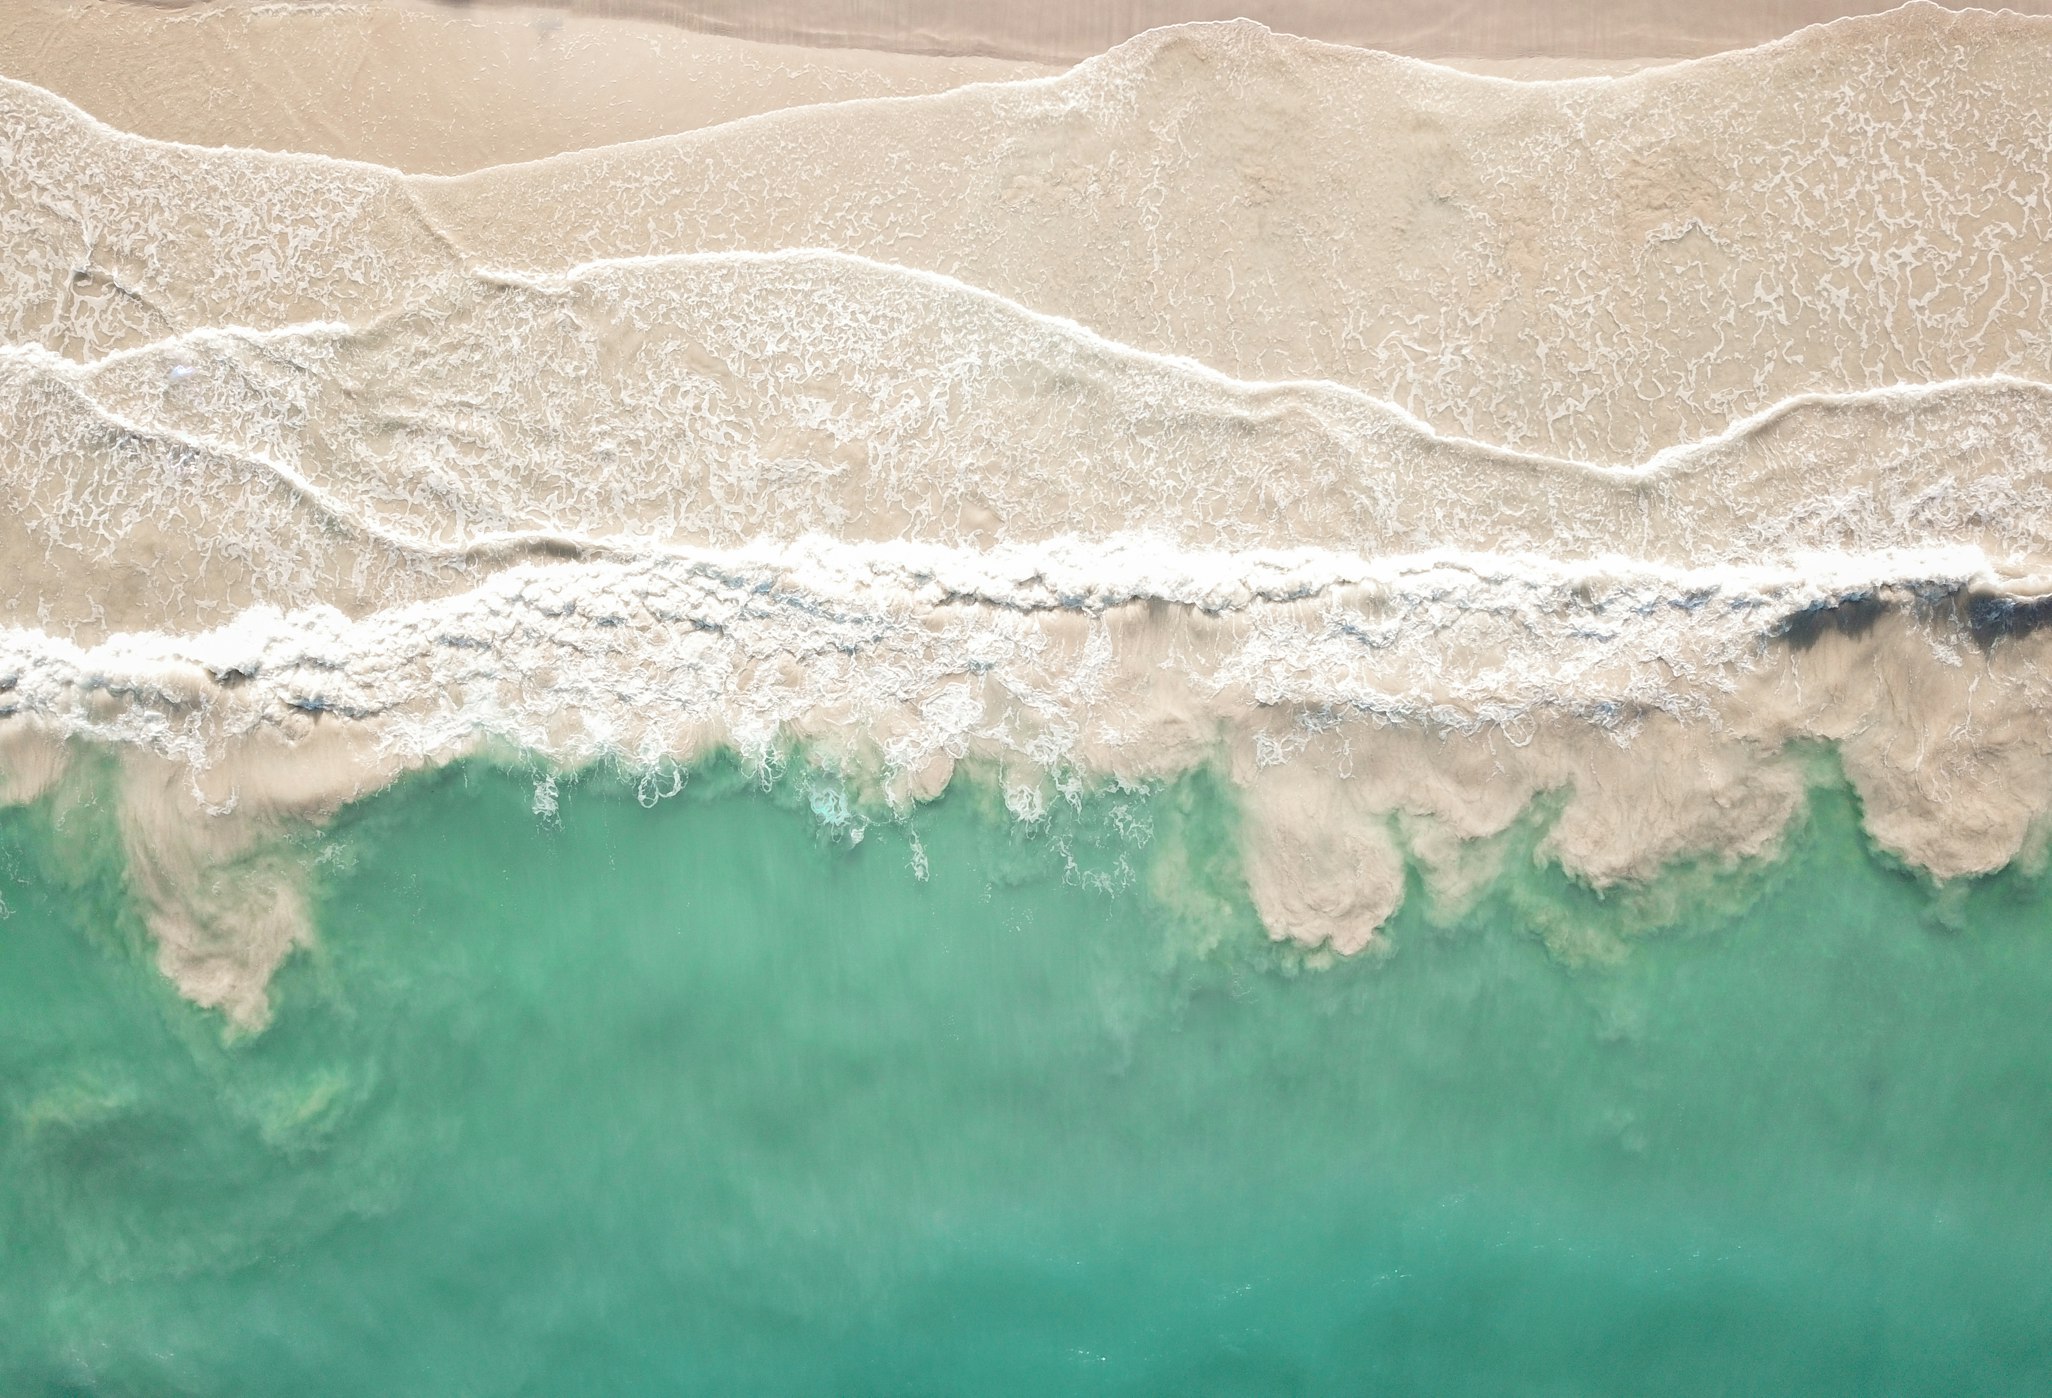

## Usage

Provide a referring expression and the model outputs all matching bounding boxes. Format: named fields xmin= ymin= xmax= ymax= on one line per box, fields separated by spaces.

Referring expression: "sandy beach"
xmin=7 ymin=10 xmax=2052 ymax=1392
xmin=0 ymin=0 xmax=1049 ymax=170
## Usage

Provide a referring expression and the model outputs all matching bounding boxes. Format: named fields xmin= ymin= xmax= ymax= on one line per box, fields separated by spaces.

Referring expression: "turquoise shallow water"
xmin=2 ymin=757 xmax=2050 ymax=1395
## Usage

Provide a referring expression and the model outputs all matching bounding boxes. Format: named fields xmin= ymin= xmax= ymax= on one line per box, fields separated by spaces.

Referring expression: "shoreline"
xmin=7 ymin=543 xmax=2051 ymax=1024
xmin=6 ymin=1 xmax=2051 ymax=1022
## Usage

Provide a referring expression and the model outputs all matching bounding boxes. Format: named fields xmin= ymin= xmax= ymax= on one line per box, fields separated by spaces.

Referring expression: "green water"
xmin=2 ymin=758 xmax=2049 ymax=1396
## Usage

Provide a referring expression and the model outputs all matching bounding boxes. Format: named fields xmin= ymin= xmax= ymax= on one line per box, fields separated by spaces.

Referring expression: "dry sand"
xmin=0 ymin=0 xmax=1048 ymax=171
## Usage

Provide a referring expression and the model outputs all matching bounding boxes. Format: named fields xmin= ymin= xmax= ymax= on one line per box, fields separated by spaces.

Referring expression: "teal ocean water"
xmin=3 ymin=757 xmax=2050 ymax=1396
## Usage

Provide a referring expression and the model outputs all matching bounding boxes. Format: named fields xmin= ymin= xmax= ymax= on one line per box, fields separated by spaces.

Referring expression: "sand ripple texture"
xmin=3 ymin=2 xmax=2051 ymax=1023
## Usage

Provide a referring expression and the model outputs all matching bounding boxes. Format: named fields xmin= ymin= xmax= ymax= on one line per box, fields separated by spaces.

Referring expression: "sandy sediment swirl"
xmin=3 ymin=6 xmax=2052 ymax=1024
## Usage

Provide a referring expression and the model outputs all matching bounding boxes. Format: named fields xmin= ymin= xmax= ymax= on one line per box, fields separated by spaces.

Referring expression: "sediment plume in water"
xmin=5 ymin=2 xmax=2052 ymax=1022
